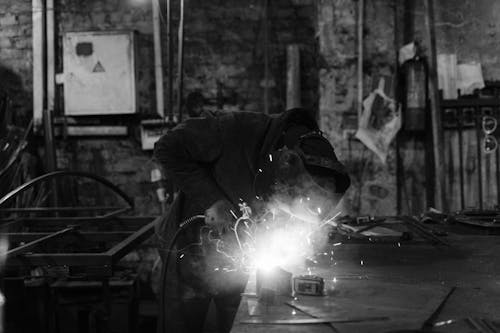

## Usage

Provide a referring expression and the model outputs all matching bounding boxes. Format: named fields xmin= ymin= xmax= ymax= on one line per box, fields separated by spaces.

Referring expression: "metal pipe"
xmin=166 ymin=0 xmax=173 ymax=122
xmin=0 ymin=171 xmax=134 ymax=210
xmin=152 ymin=0 xmax=164 ymax=118
xmin=176 ymin=0 xmax=185 ymax=122
xmin=458 ymin=109 xmax=465 ymax=209
xmin=424 ymin=0 xmax=447 ymax=211
xmin=32 ymin=0 xmax=45 ymax=131
xmin=476 ymin=109 xmax=483 ymax=209
xmin=357 ymin=0 xmax=364 ymax=119
xmin=497 ymin=109 xmax=500 ymax=208
xmin=263 ymin=0 xmax=269 ymax=115
xmin=46 ymin=0 xmax=55 ymax=113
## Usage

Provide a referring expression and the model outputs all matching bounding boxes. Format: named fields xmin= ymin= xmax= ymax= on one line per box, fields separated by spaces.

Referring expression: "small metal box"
xmin=293 ymin=275 xmax=324 ymax=296
xmin=63 ymin=31 xmax=138 ymax=115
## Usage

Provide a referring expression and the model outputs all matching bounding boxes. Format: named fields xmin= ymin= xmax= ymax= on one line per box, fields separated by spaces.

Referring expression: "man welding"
xmin=154 ymin=107 xmax=350 ymax=333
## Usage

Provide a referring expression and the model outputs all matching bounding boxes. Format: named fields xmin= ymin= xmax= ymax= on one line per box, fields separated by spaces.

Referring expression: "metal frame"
xmin=441 ymin=96 xmax=500 ymax=210
xmin=0 ymin=170 xmax=134 ymax=223
xmin=3 ymin=216 xmax=157 ymax=276
xmin=0 ymin=171 xmax=156 ymax=277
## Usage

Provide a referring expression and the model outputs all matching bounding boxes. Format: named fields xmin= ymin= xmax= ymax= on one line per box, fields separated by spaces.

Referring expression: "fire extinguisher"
xmin=402 ymin=56 xmax=428 ymax=132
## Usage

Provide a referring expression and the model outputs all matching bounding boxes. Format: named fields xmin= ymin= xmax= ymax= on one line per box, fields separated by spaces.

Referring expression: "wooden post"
xmin=286 ymin=44 xmax=301 ymax=110
xmin=424 ymin=0 xmax=447 ymax=211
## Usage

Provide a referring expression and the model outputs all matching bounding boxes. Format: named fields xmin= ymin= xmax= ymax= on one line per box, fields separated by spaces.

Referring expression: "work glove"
xmin=204 ymin=199 xmax=235 ymax=235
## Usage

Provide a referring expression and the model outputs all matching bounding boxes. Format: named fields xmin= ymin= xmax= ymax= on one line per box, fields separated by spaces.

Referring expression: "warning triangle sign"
xmin=92 ymin=61 xmax=105 ymax=73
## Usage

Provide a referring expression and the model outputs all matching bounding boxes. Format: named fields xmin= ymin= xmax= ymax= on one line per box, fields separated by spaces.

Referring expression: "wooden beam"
xmin=424 ymin=0 xmax=447 ymax=211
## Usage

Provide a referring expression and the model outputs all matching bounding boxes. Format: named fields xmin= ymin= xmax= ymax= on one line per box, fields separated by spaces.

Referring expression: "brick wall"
xmin=0 ymin=0 xmax=317 ymax=214
xmin=2 ymin=0 xmax=499 ymax=216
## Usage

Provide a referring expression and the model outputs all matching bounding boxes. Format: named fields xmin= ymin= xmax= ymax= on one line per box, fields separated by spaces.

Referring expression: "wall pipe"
xmin=176 ymin=0 xmax=185 ymax=122
xmin=152 ymin=0 xmax=165 ymax=118
xmin=357 ymin=0 xmax=364 ymax=119
xmin=32 ymin=0 xmax=45 ymax=131
xmin=166 ymin=0 xmax=173 ymax=122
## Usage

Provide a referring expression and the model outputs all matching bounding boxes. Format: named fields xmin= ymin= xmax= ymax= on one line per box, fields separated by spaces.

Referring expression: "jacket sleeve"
xmin=153 ymin=117 xmax=227 ymax=212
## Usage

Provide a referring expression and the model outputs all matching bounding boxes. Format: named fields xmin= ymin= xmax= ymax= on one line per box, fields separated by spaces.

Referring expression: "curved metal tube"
xmin=0 ymin=170 xmax=134 ymax=210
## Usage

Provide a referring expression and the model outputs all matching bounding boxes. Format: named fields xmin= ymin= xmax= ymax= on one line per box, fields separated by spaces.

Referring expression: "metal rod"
xmin=166 ymin=0 xmax=173 ymax=122
xmin=458 ymin=109 xmax=465 ymax=209
xmin=263 ymin=0 xmax=269 ymax=115
xmin=152 ymin=0 xmax=164 ymax=118
xmin=421 ymin=286 xmax=457 ymax=329
xmin=6 ymin=227 xmax=74 ymax=257
xmin=497 ymin=108 xmax=500 ymax=208
xmin=0 ymin=171 xmax=134 ymax=210
xmin=176 ymin=0 xmax=185 ymax=122
xmin=32 ymin=0 xmax=45 ymax=131
xmin=424 ymin=0 xmax=447 ymax=211
xmin=357 ymin=0 xmax=364 ymax=119
xmin=476 ymin=109 xmax=483 ymax=209
xmin=0 ymin=206 xmax=123 ymax=213
xmin=46 ymin=0 xmax=55 ymax=113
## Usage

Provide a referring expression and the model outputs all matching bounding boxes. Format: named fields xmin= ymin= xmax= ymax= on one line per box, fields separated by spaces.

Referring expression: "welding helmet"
xmin=254 ymin=127 xmax=350 ymax=218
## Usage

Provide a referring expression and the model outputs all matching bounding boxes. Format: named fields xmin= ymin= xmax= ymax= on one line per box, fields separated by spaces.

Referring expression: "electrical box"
xmin=62 ymin=31 xmax=138 ymax=115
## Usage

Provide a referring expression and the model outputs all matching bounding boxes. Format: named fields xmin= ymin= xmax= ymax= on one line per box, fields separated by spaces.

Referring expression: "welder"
xmin=153 ymin=107 xmax=350 ymax=333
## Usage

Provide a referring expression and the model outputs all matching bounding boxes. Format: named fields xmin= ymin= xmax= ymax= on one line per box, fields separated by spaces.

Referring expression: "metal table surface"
xmin=230 ymin=233 xmax=500 ymax=333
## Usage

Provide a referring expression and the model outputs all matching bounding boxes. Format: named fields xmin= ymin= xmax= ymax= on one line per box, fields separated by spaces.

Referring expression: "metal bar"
xmin=263 ymin=0 xmax=269 ymax=115
xmin=166 ymin=0 xmax=173 ymax=122
xmin=32 ymin=0 xmax=45 ymax=131
xmin=442 ymin=99 xmax=500 ymax=108
xmin=5 ymin=231 xmax=134 ymax=243
xmin=1 ymin=215 xmax=152 ymax=226
xmin=357 ymin=0 xmax=364 ymax=120
xmin=106 ymin=219 xmax=157 ymax=263
xmin=401 ymin=216 xmax=450 ymax=246
xmin=6 ymin=227 xmax=74 ymax=257
xmin=0 ymin=206 xmax=123 ymax=213
xmin=152 ymin=0 xmax=165 ymax=118
xmin=424 ymin=0 xmax=447 ymax=211
xmin=458 ymin=109 xmax=465 ymax=209
xmin=240 ymin=316 xmax=389 ymax=325
xmin=176 ymin=0 xmax=185 ymax=122
xmin=476 ymin=109 xmax=483 ymax=209
xmin=421 ymin=286 xmax=456 ymax=329
xmin=7 ymin=253 xmax=111 ymax=267
xmin=0 ymin=171 xmax=134 ymax=210
xmin=497 ymin=108 xmax=500 ymax=208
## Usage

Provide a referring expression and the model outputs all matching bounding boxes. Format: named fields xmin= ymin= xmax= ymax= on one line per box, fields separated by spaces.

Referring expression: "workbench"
xmin=231 ymin=232 xmax=500 ymax=332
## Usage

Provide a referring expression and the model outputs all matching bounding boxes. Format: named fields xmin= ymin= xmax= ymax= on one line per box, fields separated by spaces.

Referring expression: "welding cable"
xmin=158 ymin=214 xmax=205 ymax=328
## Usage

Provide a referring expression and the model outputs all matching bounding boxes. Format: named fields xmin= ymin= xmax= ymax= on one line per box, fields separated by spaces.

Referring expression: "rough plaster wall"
xmin=318 ymin=0 xmax=398 ymax=216
xmin=429 ymin=0 xmax=500 ymax=80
